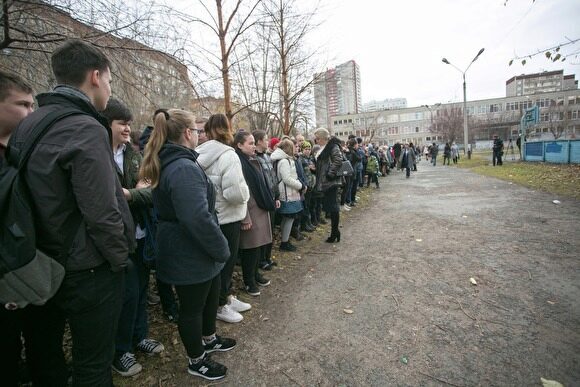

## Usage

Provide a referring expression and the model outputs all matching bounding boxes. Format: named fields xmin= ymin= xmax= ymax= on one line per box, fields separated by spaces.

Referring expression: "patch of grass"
xmin=453 ymin=151 xmax=580 ymax=200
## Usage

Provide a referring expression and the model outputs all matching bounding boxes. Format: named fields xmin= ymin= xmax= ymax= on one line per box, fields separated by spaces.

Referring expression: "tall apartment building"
xmin=363 ymin=98 xmax=407 ymax=112
xmin=314 ymin=60 xmax=362 ymax=128
xmin=506 ymin=70 xmax=578 ymax=97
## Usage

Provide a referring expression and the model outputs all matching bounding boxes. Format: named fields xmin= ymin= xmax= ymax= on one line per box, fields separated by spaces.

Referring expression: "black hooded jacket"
xmin=153 ymin=143 xmax=229 ymax=285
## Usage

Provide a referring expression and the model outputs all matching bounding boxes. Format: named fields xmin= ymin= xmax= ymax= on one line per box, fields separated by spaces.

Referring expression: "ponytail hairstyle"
xmin=139 ymin=108 xmax=196 ymax=187
xmin=233 ymin=130 xmax=252 ymax=150
xmin=204 ymin=113 xmax=233 ymax=145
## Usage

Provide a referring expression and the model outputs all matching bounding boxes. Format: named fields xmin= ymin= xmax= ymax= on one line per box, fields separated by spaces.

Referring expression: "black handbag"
xmin=337 ymin=158 xmax=354 ymax=177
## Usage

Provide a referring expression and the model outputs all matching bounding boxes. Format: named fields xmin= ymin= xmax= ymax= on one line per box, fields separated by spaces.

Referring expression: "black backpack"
xmin=0 ymin=108 xmax=83 ymax=310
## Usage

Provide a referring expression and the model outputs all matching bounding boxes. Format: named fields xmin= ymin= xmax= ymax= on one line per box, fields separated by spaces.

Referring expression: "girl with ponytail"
xmin=140 ymin=109 xmax=235 ymax=381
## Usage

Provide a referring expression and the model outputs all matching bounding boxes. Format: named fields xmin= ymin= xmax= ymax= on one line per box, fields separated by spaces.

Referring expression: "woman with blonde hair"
xmin=270 ymin=138 xmax=305 ymax=251
xmin=140 ymin=109 xmax=235 ymax=381
xmin=196 ymin=113 xmax=251 ymax=324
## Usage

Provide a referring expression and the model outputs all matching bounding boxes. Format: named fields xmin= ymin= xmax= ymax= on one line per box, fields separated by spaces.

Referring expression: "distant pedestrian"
xmin=430 ymin=142 xmax=439 ymax=166
xmin=492 ymin=134 xmax=504 ymax=166
xmin=399 ymin=143 xmax=416 ymax=178
xmin=451 ymin=142 xmax=459 ymax=164
xmin=443 ymin=142 xmax=451 ymax=165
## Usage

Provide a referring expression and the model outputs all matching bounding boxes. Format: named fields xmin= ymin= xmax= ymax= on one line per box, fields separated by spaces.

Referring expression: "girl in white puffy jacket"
xmin=196 ymin=114 xmax=251 ymax=323
xmin=270 ymin=139 xmax=305 ymax=252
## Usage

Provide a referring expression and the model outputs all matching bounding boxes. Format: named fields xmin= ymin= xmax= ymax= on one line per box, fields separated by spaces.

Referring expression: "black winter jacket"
xmin=153 ymin=143 xmax=229 ymax=285
xmin=315 ymin=137 xmax=344 ymax=192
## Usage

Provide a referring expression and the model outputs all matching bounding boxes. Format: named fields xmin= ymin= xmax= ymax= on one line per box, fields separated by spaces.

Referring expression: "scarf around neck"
xmin=236 ymin=148 xmax=275 ymax=211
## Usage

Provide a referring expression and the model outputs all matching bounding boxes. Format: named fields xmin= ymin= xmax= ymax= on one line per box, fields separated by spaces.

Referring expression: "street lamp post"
xmin=442 ymin=48 xmax=485 ymax=159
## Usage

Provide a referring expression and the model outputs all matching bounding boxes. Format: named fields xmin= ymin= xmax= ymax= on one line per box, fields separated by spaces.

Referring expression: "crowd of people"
xmin=1 ymin=39 xmax=475 ymax=385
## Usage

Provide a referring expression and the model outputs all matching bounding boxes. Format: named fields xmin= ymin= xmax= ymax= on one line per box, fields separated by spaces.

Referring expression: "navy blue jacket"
xmin=153 ymin=143 xmax=229 ymax=285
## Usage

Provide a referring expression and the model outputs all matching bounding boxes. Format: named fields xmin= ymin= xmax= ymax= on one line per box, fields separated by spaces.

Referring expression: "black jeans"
xmin=115 ymin=239 xmax=150 ymax=354
xmin=174 ymin=275 xmax=220 ymax=359
xmin=219 ymin=221 xmax=241 ymax=306
xmin=240 ymin=246 xmax=265 ymax=287
xmin=54 ymin=263 xmax=124 ymax=387
xmin=0 ymin=302 xmax=67 ymax=387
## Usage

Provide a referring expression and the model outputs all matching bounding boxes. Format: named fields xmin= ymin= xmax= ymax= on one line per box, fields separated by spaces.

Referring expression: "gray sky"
xmin=310 ymin=0 xmax=580 ymax=107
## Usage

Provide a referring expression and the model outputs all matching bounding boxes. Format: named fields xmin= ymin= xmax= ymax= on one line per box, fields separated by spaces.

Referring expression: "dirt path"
xmin=130 ymin=160 xmax=580 ymax=386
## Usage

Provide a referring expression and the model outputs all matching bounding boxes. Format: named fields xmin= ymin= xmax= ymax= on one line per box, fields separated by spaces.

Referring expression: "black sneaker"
xmin=245 ymin=284 xmax=260 ymax=296
xmin=204 ymin=335 xmax=237 ymax=353
xmin=164 ymin=312 xmax=179 ymax=324
xmin=188 ymin=354 xmax=227 ymax=381
xmin=280 ymin=242 xmax=297 ymax=251
xmin=136 ymin=339 xmax=165 ymax=355
xmin=255 ymin=273 xmax=271 ymax=287
xmin=112 ymin=352 xmax=142 ymax=377
xmin=259 ymin=261 xmax=273 ymax=271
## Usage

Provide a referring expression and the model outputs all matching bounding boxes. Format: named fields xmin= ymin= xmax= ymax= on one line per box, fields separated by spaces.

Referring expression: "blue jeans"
xmin=432 ymin=156 xmax=437 ymax=166
xmin=357 ymin=167 xmax=364 ymax=187
xmin=54 ymin=263 xmax=124 ymax=386
xmin=115 ymin=239 xmax=149 ymax=354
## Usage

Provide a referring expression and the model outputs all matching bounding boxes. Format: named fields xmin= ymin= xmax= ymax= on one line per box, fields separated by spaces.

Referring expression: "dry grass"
xmin=454 ymin=151 xmax=580 ymax=200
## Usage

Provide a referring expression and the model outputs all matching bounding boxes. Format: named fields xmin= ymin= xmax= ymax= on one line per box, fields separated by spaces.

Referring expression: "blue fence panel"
xmin=544 ymin=141 xmax=569 ymax=163
xmin=524 ymin=142 xmax=544 ymax=161
xmin=571 ymin=140 xmax=580 ymax=164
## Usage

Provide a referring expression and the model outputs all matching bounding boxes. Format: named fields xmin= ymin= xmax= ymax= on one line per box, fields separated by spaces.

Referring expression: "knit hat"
xmin=269 ymin=137 xmax=280 ymax=149
xmin=301 ymin=140 xmax=312 ymax=150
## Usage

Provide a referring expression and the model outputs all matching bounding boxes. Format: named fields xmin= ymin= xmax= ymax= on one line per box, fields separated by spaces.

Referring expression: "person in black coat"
xmin=313 ymin=128 xmax=343 ymax=243
xmin=140 ymin=109 xmax=234 ymax=381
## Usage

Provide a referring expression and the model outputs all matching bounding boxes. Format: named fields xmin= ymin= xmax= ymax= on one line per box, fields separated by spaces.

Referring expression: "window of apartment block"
xmin=541 ymin=113 xmax=549 ymax=122
xmin=572 ymin=110 xmax=579 ymax=120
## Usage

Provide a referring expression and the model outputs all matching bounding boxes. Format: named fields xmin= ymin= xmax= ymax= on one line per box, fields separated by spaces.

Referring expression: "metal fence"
xmin=523 ymin=140 xmax=580 ymax=164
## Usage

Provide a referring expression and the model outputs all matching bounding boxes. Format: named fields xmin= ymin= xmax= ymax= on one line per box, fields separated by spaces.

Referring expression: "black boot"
xmin=326 ymin=211 xmax=341 ymax=243
xmin=291 ymin=224 xmax=305 ymax=241
xmin=240 ymin=249 xmax=259 ymax=294
xmin=280 ymin=241 xmax=297 ymax=251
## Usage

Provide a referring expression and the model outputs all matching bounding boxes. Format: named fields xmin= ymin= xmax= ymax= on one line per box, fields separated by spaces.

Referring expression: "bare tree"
xmin=430 ymin=105 xmax=464 ymax=143
xmin=191 ymin=0 xmax=262 ymax=123
xmin=1 ymin=0 xmax=195 ymax=128
xmin=261 ymin=0 xmax=320 ymax=135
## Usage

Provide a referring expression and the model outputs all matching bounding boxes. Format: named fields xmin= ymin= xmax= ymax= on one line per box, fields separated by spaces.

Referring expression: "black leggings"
xmin=219 ymin=221 xmax=241 ymax=306
xmin=174 ymin=274 xmax=220 ymax=358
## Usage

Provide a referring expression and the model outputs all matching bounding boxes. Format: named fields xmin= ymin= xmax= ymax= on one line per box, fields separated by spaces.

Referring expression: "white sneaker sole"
xmin=216 ymin=313 xmax=243 ymax=323
xmin=187 ymin=368 xmax=226 ymax=380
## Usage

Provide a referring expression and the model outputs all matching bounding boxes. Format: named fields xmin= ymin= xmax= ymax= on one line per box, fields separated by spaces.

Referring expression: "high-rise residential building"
xmin=363 ymin=98 xmax=408 ymax=112
xmin=314 ymin=60 xmax=362 ymax=128
xmin=506 ymin=70 xmax=578 ymax=97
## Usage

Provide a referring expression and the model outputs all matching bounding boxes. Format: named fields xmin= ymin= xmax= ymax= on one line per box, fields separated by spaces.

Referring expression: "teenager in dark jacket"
xmin=140 ymin=109 xmax=234 ymax=381
xmin=102 ymin=98 xmax=165 ymax=377
xmin=8 ymin=40 xmax=134 ymax=386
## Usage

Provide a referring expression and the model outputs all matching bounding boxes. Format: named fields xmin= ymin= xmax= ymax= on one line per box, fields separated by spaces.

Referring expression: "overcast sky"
xmin=309 ymin=0 xmax=580 ymax=107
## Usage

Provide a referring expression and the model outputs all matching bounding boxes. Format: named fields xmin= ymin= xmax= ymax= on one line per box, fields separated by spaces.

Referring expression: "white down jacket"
xmin=196 ymin=140 xmax=249 ymax=225
xmin=270 ymin=147 xmax=303 ymax=202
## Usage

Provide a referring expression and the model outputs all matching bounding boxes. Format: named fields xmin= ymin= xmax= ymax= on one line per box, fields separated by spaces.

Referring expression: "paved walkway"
xmin=165 ymin=160 xmax=580 ymax=386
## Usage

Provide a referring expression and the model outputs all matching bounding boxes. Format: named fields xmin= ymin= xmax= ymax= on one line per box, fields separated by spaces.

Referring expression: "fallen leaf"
xmin=415 ymin=239 xmax=422 ymax=242
xmin=462 ymin=215 xmax=468 ymax=218
xmin=547 ymin=300 xmax=556 ymax=305
xmin=552 ymin=200 xmax=561 ymax=204
xmin=263 ymin=317 xmax=269 ymax=321
xmin=541 ymin=377 xmax=564 ymax=387
xmin=343 ymin=309 xmax=354 ymax=314
xmin=401 ymin=356 xmax=409 ymax=364
xmin=470 ymin=277 xmax=478 ymax=285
